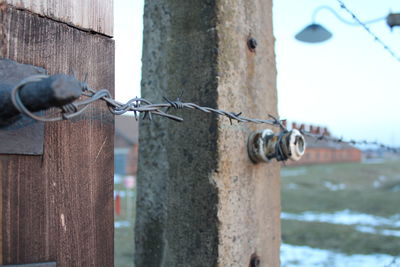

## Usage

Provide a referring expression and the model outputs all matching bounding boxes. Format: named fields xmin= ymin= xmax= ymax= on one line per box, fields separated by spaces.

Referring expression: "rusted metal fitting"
xmin=247 ymin=37 xmax=257 ymax=52
xmin=247 ymin=129 xmax=306 ymax=163
xmin=249 ymin=253 xmax=260 ymax=267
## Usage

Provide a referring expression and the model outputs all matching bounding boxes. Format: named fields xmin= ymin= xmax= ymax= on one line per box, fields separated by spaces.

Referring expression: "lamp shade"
xmin=295 ymin=23 xmax=332 ymax=43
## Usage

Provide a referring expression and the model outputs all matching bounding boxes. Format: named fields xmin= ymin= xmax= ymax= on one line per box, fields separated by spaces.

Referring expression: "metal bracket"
xmin=0 ymin=59 xmax=46 ymax=155
xmin=247 ymin=129 xmax=306 ymax=163
xmin=0 ymin=59 xmax=82 ymax=155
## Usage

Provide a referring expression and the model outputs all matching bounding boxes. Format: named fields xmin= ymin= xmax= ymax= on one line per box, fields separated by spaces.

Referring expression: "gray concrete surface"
xmin=135 ymin=0 xmax=280 ymax=266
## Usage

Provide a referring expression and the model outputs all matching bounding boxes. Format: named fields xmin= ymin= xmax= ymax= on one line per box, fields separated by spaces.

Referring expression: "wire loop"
xmin=9 ymin=74 xmax=399 ymax=153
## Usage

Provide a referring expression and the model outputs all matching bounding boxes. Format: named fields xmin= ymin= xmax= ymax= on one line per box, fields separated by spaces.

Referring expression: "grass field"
xmin=281 ymin=158 xmax=400 ymax=263
xmin=114 ymin=183 xmax=136 ymax=267
xmin=114 ymin=158 xmax=400 ymax=266
xmin=282 ymin=159 xmax=400 ymax=216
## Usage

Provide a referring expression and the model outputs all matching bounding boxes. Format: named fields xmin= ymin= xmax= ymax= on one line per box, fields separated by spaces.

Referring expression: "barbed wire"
xmin=10 ymin=75 xmax=399 ymax=154
xmin=300 ymin=130 xmax=400 ymax=154
xmin=334 ymin=0 xmax=400 ymax=62
xmin=10 ymin=75 xmax=285 ymax=128
xmin=384 ymin=256 xmax=399 ymax=267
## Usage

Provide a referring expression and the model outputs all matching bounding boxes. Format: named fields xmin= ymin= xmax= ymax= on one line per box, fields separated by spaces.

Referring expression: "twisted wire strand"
xmin=10 ymin=77 xmax=283 ymax=127
xmin=301 ymin=131 xmax=399 ymax=153
xmin=10 ymin=75 xmax=399 ymax=153
xmin=11 ymin=75 xmax=64 ymax=122
xmin=335 ymin=0 xmax=400 ymax=62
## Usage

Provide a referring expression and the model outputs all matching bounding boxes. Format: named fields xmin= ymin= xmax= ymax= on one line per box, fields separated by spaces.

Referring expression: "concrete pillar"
xmin=135 ymin=0 xmax=280 ymax=266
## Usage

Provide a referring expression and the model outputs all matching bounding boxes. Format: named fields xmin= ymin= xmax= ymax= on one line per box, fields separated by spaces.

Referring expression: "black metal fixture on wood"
xmin=0 ymin=59 xmax=83 ymax=155
xmin=0 ymin=63 xmax=82 ymax=126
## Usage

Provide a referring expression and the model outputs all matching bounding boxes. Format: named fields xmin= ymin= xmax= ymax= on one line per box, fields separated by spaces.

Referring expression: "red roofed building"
xmin=114 ymin=116 xmax=139 ymax=176
xmin=288 ymin=122 xmax=362 ymax=166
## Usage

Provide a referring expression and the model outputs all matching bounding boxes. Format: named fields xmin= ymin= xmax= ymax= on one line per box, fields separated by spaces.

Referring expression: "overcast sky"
xmin=115 ymin=0 xmax=400 ymax=146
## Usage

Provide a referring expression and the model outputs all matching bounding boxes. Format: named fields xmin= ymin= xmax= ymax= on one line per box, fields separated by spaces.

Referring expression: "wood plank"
xmin=1 ymin=0 xmax=113 ymax=36
xmin=0 ymin=5 xmax=114 ymax=267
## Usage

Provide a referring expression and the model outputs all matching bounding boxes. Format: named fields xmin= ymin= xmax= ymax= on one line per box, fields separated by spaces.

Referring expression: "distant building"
xmin=287 ymin=122 xmax=362 ymax=166
xmin=115 ymin=116 xmax=138 ymax=176
xmin=114 ymin=118 xmax=362 ymax=168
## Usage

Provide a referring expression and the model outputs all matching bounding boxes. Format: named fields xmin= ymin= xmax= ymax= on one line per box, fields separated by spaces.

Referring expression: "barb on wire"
xmin=300 ymin=130 xmax=400 ymax=154
xmin=384 ymin=256 xmax=399 ymax=267
xmin=9 ymin=74 xmax=399 ymax=155
xmin=10 ymin=75 xmax=284 ymax=128
xmin=334 ymin=0 xmax=400 ymax=62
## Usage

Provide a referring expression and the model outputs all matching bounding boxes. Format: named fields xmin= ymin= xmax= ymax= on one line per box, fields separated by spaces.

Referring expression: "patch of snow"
xmin=281 ymin=210 xmax=400 ymax=228
xmin=114 ymin=174 xmax=122 ymax=184
xmin=362 ymin=158 xmax=386 ymax=164
xmin=373 ymin=180 xmax=381 ymax=188
xmin=281 ymin=168 xmax=307 ymax=177
xmin=324 ymin=181 xmax=346 ymax=191
xmin=282 ymin=210 xmax=400 ymax=238
xmin=115 ymin=220 xmax=131 ymax=228
xmin=114 ymin=190 xmax=135 ymax=198
xmin=281 ymin=243 xmax=398 ymax=267
xmin=379 ymin=175 xmax=387 ymax=182
xmin=355 ymin=226 xmax=400 ymax=238
xmin=286 ymin=183 xmax=299 ymax=190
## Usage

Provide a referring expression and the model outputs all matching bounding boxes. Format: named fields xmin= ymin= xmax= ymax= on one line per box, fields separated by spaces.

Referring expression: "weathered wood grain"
xmin=1 ymin=0 xmax=113 ymax=36
xmin=0 ymin=5 xmax=114 ymax=267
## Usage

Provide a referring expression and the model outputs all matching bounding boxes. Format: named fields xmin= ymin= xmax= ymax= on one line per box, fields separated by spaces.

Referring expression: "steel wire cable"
xmin=10 ymin=75 xmax=284 ymax=127
xmin=301 ymin=131 xmax=399 ymax=153
xmin=334 ymin=0 xmax=400 ymax=62
xmin=9 ymin=75 xmax=400 ymax=154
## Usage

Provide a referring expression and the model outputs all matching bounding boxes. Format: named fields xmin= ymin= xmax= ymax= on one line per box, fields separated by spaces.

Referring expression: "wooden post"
xmin=0 ymin=1 xmax=114 ymax=266
xmin=136 ymin=0 xmax=280 ymax=266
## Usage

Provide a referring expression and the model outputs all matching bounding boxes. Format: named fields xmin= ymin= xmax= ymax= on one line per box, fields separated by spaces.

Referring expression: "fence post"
xmin=0 ymin=1 xmax=114 ymax=266
xmin=136 ymin=0 xmax=280 ymax=266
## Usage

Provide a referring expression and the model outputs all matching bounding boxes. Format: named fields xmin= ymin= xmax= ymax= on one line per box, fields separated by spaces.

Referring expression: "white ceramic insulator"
xmin=288 ymin=129 xmax=306 ymax=161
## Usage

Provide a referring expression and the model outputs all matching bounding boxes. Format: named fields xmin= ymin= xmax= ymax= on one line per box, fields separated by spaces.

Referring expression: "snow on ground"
xmin=356 ymin=226 xmax=400 ymax=238
xmin=281 ymin=210 xmax=400 ymax=228
xmin=287 ymin=183 xmax=299 ymax=190
xmin=281 ymin=210 xmax=400 ymax=238
xmin=281 ymin=168 xmax=307 ymax=177
xmin=114 ymin=190 xmax=135 ymax=198
xmin=115 ymin=220 xmax=131 ymax=228
xmin=362 ymin=158 xmax=387 ymax=164
xmin=281 ymin=243 xmax=398 ymax=267
xmin=323 ymin=181 xmax=346 ymax=191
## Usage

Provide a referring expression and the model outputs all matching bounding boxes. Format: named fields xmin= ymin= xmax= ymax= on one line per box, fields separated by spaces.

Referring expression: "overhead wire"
xmin=9 ymin=74 xmax=399 ymax=154
xmin=334 ymin=0 xmax=400 ymax=62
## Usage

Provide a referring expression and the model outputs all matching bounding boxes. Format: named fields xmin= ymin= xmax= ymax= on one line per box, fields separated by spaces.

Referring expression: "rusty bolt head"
xmin=247 ymin=37 xmax=257 ymax=52
xmin=250 ymin=254 xmax=260 ymax=267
